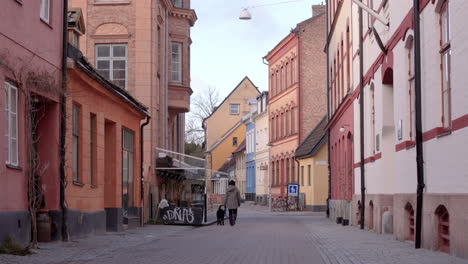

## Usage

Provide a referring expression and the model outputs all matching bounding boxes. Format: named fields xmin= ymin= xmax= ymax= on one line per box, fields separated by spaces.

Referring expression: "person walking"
xmin=223 ymin=180 xmax=241 ymax=226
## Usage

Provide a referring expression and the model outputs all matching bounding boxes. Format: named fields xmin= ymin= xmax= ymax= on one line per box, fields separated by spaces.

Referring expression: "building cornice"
xmin=171 ymin=8 xmax=198 ymax=26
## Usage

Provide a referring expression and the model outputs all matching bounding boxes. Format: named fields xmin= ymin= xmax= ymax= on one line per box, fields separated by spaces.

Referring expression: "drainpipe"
xmin=60 ymin=0 xmax=69 ymax=241
xmin=413 ymin=0 xmax=425 ymax=249
xmin=325 ymin=0 xmax=331 ymax=219
xmin=164 ymin=10 xmax=169 ymax=149
xmin=358 ymin=0 xmax=366 ymax=230
xmin=140 ymin=116 xmax=151 ymax=226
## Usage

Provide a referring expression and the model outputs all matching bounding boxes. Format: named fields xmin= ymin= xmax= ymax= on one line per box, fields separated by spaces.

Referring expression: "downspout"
xmin=164 ymin=9 xmax=169 ymax=149
xmin=413 ymin=0 xmax=425 ymax=249
xmin=358 ymin=0 xmax=366 ymax=230
xmin=60 ymin=0 xmax=69 ymax=241
xmin=325 ymin=0 xmax=331 ymax=219
xmin=140 ymin=116 xmax=150 ymax=226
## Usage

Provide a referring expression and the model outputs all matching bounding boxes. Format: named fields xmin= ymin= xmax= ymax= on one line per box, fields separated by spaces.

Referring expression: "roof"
xmin=68 ymin=8 xmax=85 ymax=34
xmin=295 ymin=116 xmax=328 ymax=158
xmin=67 ymin=44 xmax=149 ymax=117
xmin=232 ymin=140 xmax=246 ymax=154
xmin=218 ymin=156 xmax=236 ymax=172
xmin=203 ymin=76 xmax=260 ymax=123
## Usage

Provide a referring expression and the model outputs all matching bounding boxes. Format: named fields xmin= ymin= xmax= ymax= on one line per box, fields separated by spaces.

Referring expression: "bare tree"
xmin=0 ymin=50 xmax=63 ymax=248
xmin=185 ymin=86 xmax=221 ymax=144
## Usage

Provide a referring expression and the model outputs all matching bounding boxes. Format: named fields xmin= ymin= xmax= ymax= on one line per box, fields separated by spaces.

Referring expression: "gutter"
xmin=140 ymin=116 xmax=151 ymax=227
xmin=60 ymin=0 xmax=69 ymax=241
xmin=358 ymin=0 xmax=366 ymax=230
xmin=413 ymin=0 xmax=425 ymax=249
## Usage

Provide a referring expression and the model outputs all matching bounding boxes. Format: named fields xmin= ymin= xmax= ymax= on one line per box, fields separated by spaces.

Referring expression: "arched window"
xmin=271 ymin=73 xmax=275 ymax=96
xmin=276 ymin=70 xmax=279 ymax=95
xmin=291 ymin=107 xmax=295 ymax=133
xmin=285 ymin=62 xmax=289 ymax=88
xmin=436 ymin=205 xmax=450 ymax=253
xmin=286 ymin=110 xmax=289 ymax=135
xmin=271 ymin=161 xmax=275 ymax=185
xmin=280 ymin=66 xmax=284 ymax=92
xmin=291 ymin=58 xmax=295 ymax=84
xmin=368 ymin=200 xmax=374 ymax=230
xmin=276 ymin=114 xmax=279 ymax=140
xmin=281 ymin=112 xmax=284 ymax=137
xmin=286 ymin=158 xmax=290 ymax=184
xmin=291 ymin=157 xmax=295 ymax=183
xmin=341 ymin=39 xmax=345 ymax=100
xmin=337 ymin=49 xmax=341 ymax=103
xmin=276 ymin=160 xmax=280 ymax=186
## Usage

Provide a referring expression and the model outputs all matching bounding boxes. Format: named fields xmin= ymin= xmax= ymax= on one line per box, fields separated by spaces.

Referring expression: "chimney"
xmin=312 ymin=3 xmax=326 ymax=17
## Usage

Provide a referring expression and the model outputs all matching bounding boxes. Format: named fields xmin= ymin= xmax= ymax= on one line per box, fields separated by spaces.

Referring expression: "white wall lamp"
xmin=339 ymin=124 xmax=351 ymax=133
xmin=239 ymin=0 xmax=310 ymax=20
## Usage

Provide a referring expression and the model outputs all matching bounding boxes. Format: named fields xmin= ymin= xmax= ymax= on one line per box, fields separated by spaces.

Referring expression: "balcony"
xmin=168 ymin=83 xmax=192 ymax=113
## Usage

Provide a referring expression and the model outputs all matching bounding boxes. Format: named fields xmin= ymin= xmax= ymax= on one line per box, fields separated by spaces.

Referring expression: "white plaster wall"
xmin=255 ymin=112 xmax=270 ymax=196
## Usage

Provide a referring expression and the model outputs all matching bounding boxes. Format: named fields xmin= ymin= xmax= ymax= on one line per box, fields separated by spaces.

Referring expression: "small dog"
xmin=216 ymin=205 xmax=226 ymax=225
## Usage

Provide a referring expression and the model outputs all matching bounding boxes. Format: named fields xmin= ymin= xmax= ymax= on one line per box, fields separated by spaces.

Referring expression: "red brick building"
xmin=265 ymin=5 xmax=327 ymax=200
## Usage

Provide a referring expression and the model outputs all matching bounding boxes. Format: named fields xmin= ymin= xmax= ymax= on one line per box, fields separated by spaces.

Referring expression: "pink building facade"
xmin=0 ymin=0 xmax=65 ymax=244
xmin=327 ymin=0 xmax=468 ymax=258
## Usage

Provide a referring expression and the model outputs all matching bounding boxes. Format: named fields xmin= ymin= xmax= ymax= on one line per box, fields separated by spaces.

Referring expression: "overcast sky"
xmin=190 ymin=0 xmax=324 ymax=100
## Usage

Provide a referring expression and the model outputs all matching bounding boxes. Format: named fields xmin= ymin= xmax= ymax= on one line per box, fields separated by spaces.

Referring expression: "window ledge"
xmin=6 ymin=164 xmax=22 ymax=171
xmin=73 ymin=181 xmax=85 ymax=187
xmin=93 ymin=1 xmax=131 ymax=6
xmin=40 ymin=18 xmax=53 ymax=29
xmin=437 ymin=130 xmax=452 ymax=138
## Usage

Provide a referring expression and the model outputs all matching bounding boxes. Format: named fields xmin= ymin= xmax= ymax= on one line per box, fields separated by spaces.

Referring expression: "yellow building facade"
xmin=296 ymin=117 xmax=328 ymax=211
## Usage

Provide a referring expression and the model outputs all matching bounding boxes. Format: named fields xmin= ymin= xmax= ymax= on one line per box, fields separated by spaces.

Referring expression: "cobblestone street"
xmin=1 ymin=206 xmax=467 ymax=264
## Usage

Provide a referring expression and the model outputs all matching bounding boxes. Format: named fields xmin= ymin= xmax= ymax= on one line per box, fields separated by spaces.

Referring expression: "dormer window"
xmin=173 ymin=0 xmax=182 ymax=8
xmin=67 ymin=8 xmax=86 ymax=49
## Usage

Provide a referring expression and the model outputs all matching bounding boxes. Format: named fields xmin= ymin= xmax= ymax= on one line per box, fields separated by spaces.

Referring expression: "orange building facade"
xmin=66 ymin=44 xmax=149 ymax=236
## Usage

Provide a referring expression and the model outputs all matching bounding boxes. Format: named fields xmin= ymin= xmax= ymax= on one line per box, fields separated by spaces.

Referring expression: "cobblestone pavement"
xmin=1 ymin=205 xmax=467 ymax=264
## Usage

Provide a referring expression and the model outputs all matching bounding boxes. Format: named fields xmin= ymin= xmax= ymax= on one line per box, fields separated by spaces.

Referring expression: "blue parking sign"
xmin=287 ymin=184 xmax=299 ymax=196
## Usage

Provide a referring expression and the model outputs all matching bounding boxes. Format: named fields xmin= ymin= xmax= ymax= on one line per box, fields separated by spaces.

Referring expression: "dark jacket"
xmin=223 ymin=185 xmax=241 ymax=209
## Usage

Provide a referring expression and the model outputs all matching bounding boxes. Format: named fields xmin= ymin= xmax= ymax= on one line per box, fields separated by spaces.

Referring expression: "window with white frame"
xmin=40 ymin=0 xmax=50 ymax=23
xmin=406 ymin=36 xmax=415 ymax=140
xmin=171 ymin=42 xmax=182 ymax=83
xmin=229 ymin=104 xmax=240 ymax=115
xmin=5 ymin=82 xmax=18 ymax=166
xmin=440 ymin=1 xmax=451 ymax=128
xmin=122 ymin=128 xmax=134 ymax=212
xmin=96 ymin=44 xmax=127 ymax=89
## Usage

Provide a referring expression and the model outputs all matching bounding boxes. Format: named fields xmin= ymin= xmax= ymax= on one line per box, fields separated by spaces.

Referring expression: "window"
xmin=271 ymin=161 xmax=275 ymax=185
xmin=286 ymin=158 xmax=290 ymax=184
xmin=276 ymin=160 xmax=280 ymax=186
xmin=171 ymin=42 xmax=182 ymax=83
xmin=285 ymin=63 xmax=289 ymax=88
xmin=122 ymin=128 xmax=135 ymax=213
xmin=281 ymin=112 xmax=284 ymax=137
xmin=96 ymin=44 xmax=127 ymax=89
xmin=301 ymin=166 xmax=304 ymax=186
xmin=291 ymin=59 xmax=295 ymax=84
xmin=5 ymin=82 xmax=18 ymax=166
xmin=370 ymin=84 xmax=375 ymax=154
xmin=291 ymin=107 xmax=295 ymax=133
xmin=285 ymin=110 xmax=289 ymax=135
xmin=90 ymin=113 xmax=97 ymax=186
xmin=233 ymin=137 xmax=238 ymax=147
xmin=270 ymin=73 xmax=275 ymax=96
xmin=173 ymin=0 xmax=182 ymax=8
xmin=308 ymin=165 xmax=311 ymax=186
xmin=440 ymin=1 xmax=451 ymax=128
xmin=291 ymin=157 xmax=295 ymax=183
xmin=275 ymin=115 xmax=279 ymax=139
xmin=229 ymin=104 xmax=240 ymax=115
xmin=40 ymin=0 xmax=50 ymax=23
xmin=346 ymin=26 xmax=351 ymax=92
xmin=72 ymin=104 xmax=81 ymax=182
xmin=406 ymin=36 xmax=416 ymax=140
xmin=436 ymin=205 xmax=450 ymax=253
xmin=275 ymin=70 xmax=279 ymax=94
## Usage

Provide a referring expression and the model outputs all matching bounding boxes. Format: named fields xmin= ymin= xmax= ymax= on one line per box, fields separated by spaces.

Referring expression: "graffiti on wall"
xmin=161 ymin=207 xmax=203 ymax=225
